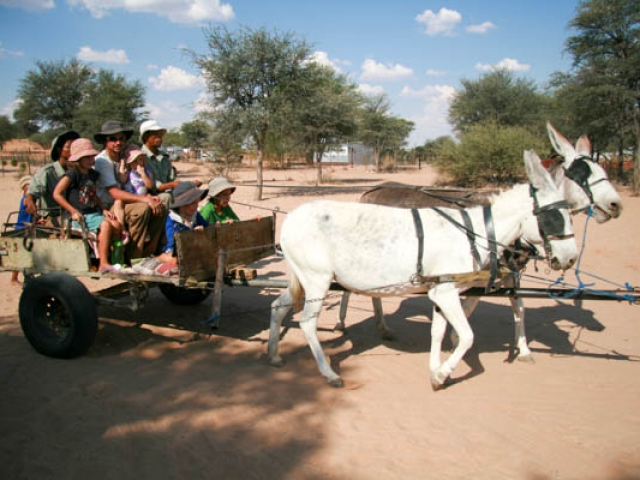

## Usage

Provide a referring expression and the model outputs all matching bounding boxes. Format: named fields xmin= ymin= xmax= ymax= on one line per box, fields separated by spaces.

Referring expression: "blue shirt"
xmin=163 ymin=210 xmax=209 ymax=255
xmin=16 ymin=194 xmax=33 ymax=229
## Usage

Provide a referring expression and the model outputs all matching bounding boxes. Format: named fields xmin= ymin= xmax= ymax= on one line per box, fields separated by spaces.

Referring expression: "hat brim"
xmin=171 ymin=188 xmax=208 ymax=209
xmin=69 ymin=148 xmax=99 ymax=162
xmin=127 ymin=152 xmax=147 ymax=164
xmin=94 ymin=129 xmax=133 ymax=144
xmin=51 ymin=131 xmax=80 ymax=161
xmin=208 ymin=183 xmax=236 ymax=199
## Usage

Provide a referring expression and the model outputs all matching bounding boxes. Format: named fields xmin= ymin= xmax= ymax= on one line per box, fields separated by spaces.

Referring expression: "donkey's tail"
xmin=289 ymin=272 xmax=305 ymax=313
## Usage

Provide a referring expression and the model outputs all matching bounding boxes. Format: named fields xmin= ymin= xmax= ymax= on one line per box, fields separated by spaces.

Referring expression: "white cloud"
xmin=475 ymin=58 xmax=531 ymax=72
xmin=426 ymin=69 xmax=446 ymax=77
xmin=400 ymin=85 xmax=457 ymax=145
xmin=360 ymin=59 xmax=413 ymax=82
xmin=466 ymin=21 xmax=496 ymax=34
xmin=308 ymin=51 xmax=351 ymax=73
xmin=0 ymin=0 xmax=53 ymax=11
xmin=0 ymin=41 xmax=23 ymax=58
xmin=357 ymin=83 xmax=385 ymax=97
xmin=77 ymin=46 xmax=130 ymax=64
xmin=67 ymin=0 xmax=234 ymax=24
xmin=1 ymin=98 xmax=22 ymax=120
xmin=149 ymin=66 xmax=204 ymax=91
xmin=415 ymin=8 xmax=461 ymax=37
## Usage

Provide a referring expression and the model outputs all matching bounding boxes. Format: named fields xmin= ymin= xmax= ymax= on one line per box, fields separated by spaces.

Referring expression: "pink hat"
xmin=69 ymin=138 xmax=99 ymax=162
xmin=126 ymin=148 xmax=147 ymax=164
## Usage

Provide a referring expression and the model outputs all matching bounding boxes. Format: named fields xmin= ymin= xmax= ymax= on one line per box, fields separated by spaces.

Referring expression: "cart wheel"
xmin=19 ymin=273 xmax=97 ymax=358
xmin=158 ymin=283 xmax=211 ymax=305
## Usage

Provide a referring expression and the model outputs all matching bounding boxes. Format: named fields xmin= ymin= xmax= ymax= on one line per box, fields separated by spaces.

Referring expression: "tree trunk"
xmin=255 ymin=148 xmax=264 ymax=201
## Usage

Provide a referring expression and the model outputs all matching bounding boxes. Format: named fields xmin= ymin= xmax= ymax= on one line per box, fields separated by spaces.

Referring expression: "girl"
xmin=53 ymin=138 xmax=124 ymax=273
xmin=199 ymin=177 xmax=239 ymax=224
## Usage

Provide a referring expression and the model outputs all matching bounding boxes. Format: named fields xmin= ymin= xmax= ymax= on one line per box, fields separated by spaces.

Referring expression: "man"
xmin=24 ymin=130 xmax=80 ymax=227
xmin=94 ymin=120 xmax=167 ymax=261
xmin=140 ymin=119 xmax=201 ymax=205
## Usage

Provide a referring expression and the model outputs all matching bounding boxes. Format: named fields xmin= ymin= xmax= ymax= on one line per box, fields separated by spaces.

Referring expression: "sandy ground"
xmin=0 ymin=161 xmax=639 ymax=480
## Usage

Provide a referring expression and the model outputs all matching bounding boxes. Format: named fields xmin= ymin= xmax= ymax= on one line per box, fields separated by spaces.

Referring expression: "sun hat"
xmin=125 ymin=147 xmax=147 ymax=164
xmin=50 ymin=131 xmax=80 ymax=161
xmin=69 ymin=138 xmax=99 ymax=162
xmin=171 ymin=181 xmax=208 ymax=209
xmin=139 ymin=119 xmax=167 ymax=142
xmin=94 ymin=120 xmax=134 ymax=144
xmin=207 ymin=177 xmax=236 ymax=199
xmin=18 ymin=175 xmax=32 ymax=190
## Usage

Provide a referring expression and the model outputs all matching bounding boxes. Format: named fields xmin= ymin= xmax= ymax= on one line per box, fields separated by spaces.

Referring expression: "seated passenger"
xmin=52 ymin=138 xmax=124 ymax=273
xmin=199 ymin=177 xmax=239 ymax=225
xmin=156 ymin=181 xmax=209 ymax=268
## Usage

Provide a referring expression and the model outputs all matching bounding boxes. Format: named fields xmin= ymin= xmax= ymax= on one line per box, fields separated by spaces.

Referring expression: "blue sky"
xmin=0 ymin=0 xmax=582 ymax=146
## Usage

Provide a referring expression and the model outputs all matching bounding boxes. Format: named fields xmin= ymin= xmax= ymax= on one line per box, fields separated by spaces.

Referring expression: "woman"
xmin=199 ymin=177 xmax=239 ymax=225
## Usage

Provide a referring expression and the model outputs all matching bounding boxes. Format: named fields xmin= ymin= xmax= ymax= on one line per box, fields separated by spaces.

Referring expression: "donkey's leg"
xmin=334 ymin=291 xmax=350 ymax=331
xmin=448 ymin=296 xmax=481 ymax=349
xmin=429 ymin=304 xmax=448 ymax=387
xmin=428 ymin=286 xmax=474 ymax=391
xmin=372 ymin=297 xmax=394 ymax=340
xmin=299 ymin=295 xmax=344 ymax=388
xmin=509 ymin=296 xmax=534 ymax=362
xmin=268 ymin=288 xmax=294 ymax=367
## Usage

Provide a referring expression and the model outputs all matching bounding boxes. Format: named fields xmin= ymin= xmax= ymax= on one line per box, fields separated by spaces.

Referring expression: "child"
xmin=155 ymin=181 xmax=208 ymax=271
xmin=199 ymin=177 xmax=240 ymax=225
xmin=52 ymin=138 xmax=124 ymax=273
xmin=10 ymin=175 xmax=33 ymax=284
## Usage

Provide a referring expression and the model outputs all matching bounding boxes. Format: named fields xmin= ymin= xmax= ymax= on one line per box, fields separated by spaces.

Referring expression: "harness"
xmin=563 ymin=155 xmax=609 ymax=211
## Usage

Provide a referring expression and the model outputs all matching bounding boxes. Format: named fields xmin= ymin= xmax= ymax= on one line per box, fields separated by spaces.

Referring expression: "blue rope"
xmin=548 ymin=206 xmax=637 ymax=302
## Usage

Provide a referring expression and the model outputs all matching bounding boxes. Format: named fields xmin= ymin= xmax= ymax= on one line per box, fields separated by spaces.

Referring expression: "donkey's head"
xmin=547 ymin=122 xmax=622 ymax=223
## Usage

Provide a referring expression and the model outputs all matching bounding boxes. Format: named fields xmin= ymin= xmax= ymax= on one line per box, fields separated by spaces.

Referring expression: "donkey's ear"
xmin=575 ymin=135 xmax=592 ymax=157
xmin=547 ymin=121 xmax=576 ymax=163
xmin=524 ymin=150 xmax=555 ymax=191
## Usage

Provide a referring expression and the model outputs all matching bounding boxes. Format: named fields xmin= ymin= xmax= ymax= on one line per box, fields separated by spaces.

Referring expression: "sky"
xmin=0 ymin=0 xmax=583 ymax=147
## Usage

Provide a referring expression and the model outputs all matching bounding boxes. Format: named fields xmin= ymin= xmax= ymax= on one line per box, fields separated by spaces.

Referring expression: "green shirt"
xmin=199 ymin=201 xmax=239 ymax=224
xmin=142 ymin=145 xmax=174 ymax=193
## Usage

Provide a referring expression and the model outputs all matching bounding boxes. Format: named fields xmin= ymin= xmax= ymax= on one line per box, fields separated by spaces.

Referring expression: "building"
xmin=318 ymin=143 xmax=375 ymax=166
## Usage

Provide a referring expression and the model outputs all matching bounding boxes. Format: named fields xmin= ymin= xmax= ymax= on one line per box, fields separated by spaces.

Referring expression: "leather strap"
xmin=483 ymin=205 xmax=498 ymax=292
xmin=411 ymin=209 xmax=424 ymax=277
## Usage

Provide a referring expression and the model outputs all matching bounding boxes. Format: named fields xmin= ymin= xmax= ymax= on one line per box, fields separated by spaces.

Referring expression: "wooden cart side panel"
xmin=175 ymin=216 xmax=276 ymax=282
xmin=0 ymin=237 xmax=92 ymax=272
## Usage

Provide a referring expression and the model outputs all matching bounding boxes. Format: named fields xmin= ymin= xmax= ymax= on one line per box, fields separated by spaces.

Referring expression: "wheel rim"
xmin=34 ymin=295 xmax=73 ymax=344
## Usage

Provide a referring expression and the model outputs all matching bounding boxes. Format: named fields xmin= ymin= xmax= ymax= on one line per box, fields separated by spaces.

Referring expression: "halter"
xmin=529 ymin=184 xmax=574 ymax=261
xmin=563 ymin=155 xmax=609 ymax=207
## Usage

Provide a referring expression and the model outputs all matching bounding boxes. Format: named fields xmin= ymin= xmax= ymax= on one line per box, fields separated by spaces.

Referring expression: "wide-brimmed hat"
xmin=171 ymin=181 xmax=208 ymax=209
xmin=94 ymin=120 xmax=133 ymax=144
xmin=125 ymin=148 xmax=147 ymax=164
xmin=50 ymin=131 xmax=80 ymax=161
xmin=69 ymin=138 xmax=99 ymax=162
xmin=139 ymin=119 xmax=167 ymax=142
xmin=18 ymin=175 xmax=32 ymax=190
xmin=207 ymin=177 xmax=236 ymax=199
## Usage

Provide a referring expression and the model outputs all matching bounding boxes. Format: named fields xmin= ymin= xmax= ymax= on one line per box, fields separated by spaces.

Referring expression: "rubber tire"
xmin=158 ymin=283 xmax=211 ymax=305
xmin=19 ymin=273 xmax=98 ymax=358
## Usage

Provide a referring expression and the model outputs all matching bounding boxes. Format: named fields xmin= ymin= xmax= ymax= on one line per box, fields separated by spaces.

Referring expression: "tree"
xmin=191 ymin=25 xmax=311 ymax=200
xmin=555 ymin=0 xmax=640 ymax=191
xmin=0 ymin=115 xmax=15 ymax=146
xmin=181 ymin=119 xmax=212 ymax=155
xmin=448 ymin=69 xmax=549 ymax=135
xmin=13 ymin=58 xmax=145 ymax=140
xmin=14 ymin=59 xmax=92 ymax=132
xmin=357 ymin=94 xmax=414 ymax=172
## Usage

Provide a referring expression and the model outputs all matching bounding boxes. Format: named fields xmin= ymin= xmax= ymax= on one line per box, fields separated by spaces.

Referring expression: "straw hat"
xmin=69 ymin=138 xmax=99 ymax=162
xmin=207 ymin=177 xmax=236 ymax=199
xmin=171 ymin=181 xmax=208 ymax=209
xmin=18 ymin=175 xmax=32 ymax=190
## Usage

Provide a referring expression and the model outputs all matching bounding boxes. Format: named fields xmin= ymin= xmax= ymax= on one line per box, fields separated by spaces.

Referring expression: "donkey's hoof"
xmin=430 ymin=371 xmax=448 ymax=391
xmin=328 ymin=377 xmax=344 ymax=388
xmin=333 ymin=322 xmax=345 ymax=332
xmin=517 ymin=353 xmax=535 ymax=364
xmin=268 ymin=356 xmax=284 ymax=368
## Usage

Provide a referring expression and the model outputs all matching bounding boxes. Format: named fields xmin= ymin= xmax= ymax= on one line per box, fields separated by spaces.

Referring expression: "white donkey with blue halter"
xmin=268 ymin=151 xmax=579 ymax=389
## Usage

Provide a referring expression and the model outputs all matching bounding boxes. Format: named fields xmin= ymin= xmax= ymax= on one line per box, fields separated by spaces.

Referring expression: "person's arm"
xmin=107 ymin=185 xmax=164 ymax=216
xmin=52 ymin=176 xmax=82 ymax=222
xmin=138 ymin=165 xmax=154 ymax=191
xmin=116 ymin=159 xmax=128 ymax=184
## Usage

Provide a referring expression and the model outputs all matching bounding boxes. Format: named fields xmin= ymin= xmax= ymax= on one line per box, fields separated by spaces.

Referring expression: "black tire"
xmin=158 ymin=283 xmax=211 ymax=305
xmin=19 ymin=273 xmax=97 ymax=358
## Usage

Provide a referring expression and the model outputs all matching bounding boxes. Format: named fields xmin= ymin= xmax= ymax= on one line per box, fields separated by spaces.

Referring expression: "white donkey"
xmin=268 ymin=151 xmax=578 ymax=389
xmin=337 ymin=122 xmax=623 ymax=363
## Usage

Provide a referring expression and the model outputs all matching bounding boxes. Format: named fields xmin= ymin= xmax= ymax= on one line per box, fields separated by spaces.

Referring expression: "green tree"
xmin=191 ymin=25 xmax=311 ymax=200
xmin=448 ymin=69 xmax=548 ymax=135
xmin=554 ymin=0 xmax=640 ymax=191
xmin=0 ymin=115 xmax=15 ymax=146
xmin=14 ymin=59 xmax=93 ymax=131
xmin=181 ymin=119 xmax=212 ymax=155
xmin=433 ymin=122 xmax=547 ymax=186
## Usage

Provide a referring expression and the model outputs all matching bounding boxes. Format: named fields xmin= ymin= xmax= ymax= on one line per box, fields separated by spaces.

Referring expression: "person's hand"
xmin=146 ymin=195 xmax=163 ymax=215
xmin=118 ymin=159 xmax=127 ymax=175
xmin=71 ymin=211 xmax=83 ymax=222
xmin=103 ymin=210 xmax=116 ymax=220
xmin=193 ymin=178 xmax=202 ymax=187
xmin=194 ymin=225 xmax=204 ymax=231
xmin=24 ymin=195 xmax=37 ymax=216
xmin=136 ymin=165 xmax=145 ymax=175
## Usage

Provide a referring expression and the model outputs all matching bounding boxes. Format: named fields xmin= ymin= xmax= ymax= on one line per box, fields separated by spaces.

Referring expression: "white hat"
xmin=207 ymin=177 xmax=236 ymax=199
xmin=139 ymin=120 xmax=167 ymax=142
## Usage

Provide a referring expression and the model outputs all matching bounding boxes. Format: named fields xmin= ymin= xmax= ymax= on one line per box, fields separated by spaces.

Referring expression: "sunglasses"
xmin=107 ymin=135 xmax=127 ymax=143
